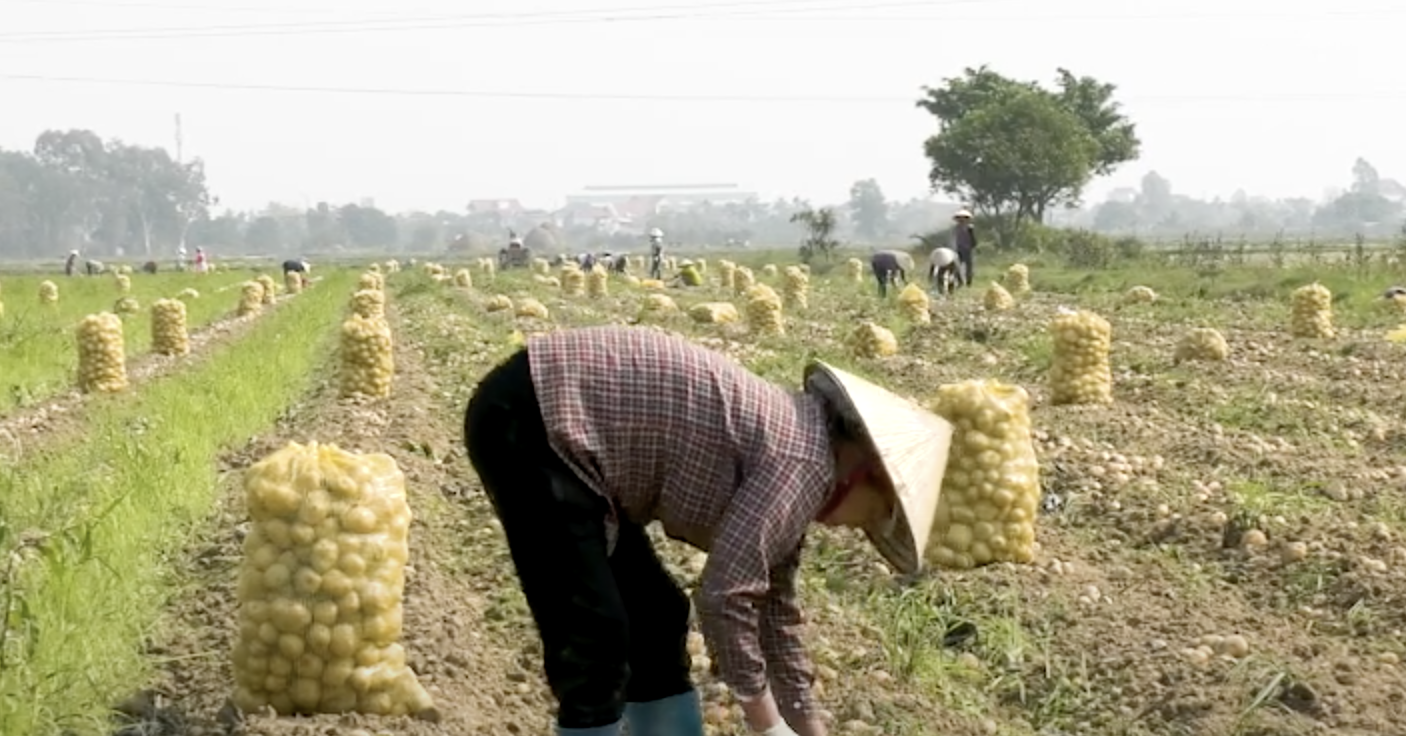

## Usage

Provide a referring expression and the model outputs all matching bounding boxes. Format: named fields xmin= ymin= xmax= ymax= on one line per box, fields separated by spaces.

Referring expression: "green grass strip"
xmin=0 ymin=270 xmax=354 ymax=735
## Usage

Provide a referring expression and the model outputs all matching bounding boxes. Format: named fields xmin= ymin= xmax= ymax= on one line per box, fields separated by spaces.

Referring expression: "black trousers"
xmin=958 ymin=246 xmax=974 ymax=287
xmin=463 ymin=349 xmax=694 ymax=728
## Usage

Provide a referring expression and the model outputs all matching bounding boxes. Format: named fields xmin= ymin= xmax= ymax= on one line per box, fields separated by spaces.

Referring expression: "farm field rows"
xmin=7 ymin=253 xmax=1406 ymax=736
xmin=0 ymin=269 xmax=278 ymax=414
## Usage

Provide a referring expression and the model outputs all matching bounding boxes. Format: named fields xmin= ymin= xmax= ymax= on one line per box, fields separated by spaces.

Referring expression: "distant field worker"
xmin=869 ymin=249 xmax=912 ymax=298
xmin=64 ymin=249 xmax=78 ymax=277
xmin=194 ymin=247 xmax=207 ymax=273
xmin=928 ymin=246 xmax=961 ymax=294
xmin=647 ymin=227 xmax=665 ymax=279
xmin=951 ymin=209 xmax=977 ymax=286
xmin=463 ymin=326 xmax=952 ymax=736
xmin=281 ymin=258 xmax=310 ymax=276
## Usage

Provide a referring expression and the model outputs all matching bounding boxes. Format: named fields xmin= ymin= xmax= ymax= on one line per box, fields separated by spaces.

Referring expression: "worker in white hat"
xmin=647 ymin=227 xmax=665 ymax=279
xmin=463 ymin=326 xmax=953 ymax=736
xmin=951 ymin=208 xmax=977 ymax=287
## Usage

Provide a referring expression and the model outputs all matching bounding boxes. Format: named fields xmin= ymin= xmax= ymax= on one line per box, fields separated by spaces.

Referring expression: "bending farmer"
xmin=463 ymin=326 xmax=952 ymax=736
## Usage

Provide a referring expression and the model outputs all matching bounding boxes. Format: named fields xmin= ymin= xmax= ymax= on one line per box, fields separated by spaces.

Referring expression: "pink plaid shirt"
xmin=527 ymin=326 xmax=834 ymax=718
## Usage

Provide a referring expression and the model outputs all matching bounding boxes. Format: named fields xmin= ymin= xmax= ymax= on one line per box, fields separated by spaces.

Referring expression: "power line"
xmin=0 ymin=0 xmax=969 ymax=41
xmin=2 ymin=0 xmax=1389 ymax=43
xmin=1 ymin=72 xmax=1402 ymax=104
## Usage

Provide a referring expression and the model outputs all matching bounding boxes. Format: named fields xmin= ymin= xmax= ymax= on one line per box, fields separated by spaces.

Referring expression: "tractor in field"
xmin=497 ymin=233 xmax=532 ymax=270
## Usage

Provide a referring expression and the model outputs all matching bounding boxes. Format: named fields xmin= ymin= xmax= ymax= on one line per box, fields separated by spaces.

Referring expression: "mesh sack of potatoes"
xmin=368 ymin=263 xmax=382 ymax=274
xmin=983 ymin=283 xmax=1014 ymax=311
xmin=694 ymin=258 xmax=708 ymax=274
xmin=761 ymin=264 xmax=778 ymax=279
xmin=350 ymin=288 xmax=386 ymax=320
xmin=477 ymin=259 xmax=496 ymax=280
xmin=623 ymin=274 xmax=640 ymax=286
xmin=782 ymin=266 xmax=809 ymax=310
xmin=717 ymin=260 xmax=737 ymax=292
xmin=485 ymin=295 xmax=513 ymax=313
xmin=39 ymin=280 xmax=58 ymax=304
xmin=452 ymin=269 xmax=473 ymax=289
xmin=232 ymin=441 xmax=436 ymax=719
xmin=360 ymin=272 xmax=385 ymax=292
xmin=897 ymin=283 xmax=931 ymax=324
xmin=114 ymin=296 xmax=141 ymax=315
xmin=285 ymin=272 xmax=304 ymax=295
xmin=586 ymin=265 xmax=609 ymax=298
xmin=1005 ymin=264 xmax=1031 ymax=294
xmin=237 ymin=281 xmax=264 ymax=317
xmin=76 ymin=312 xmax=128 ymax=393
xmin=688 ymin=302 xmax=739 ymax=324
xmin=422 ymin=263 xmax=444 ymax=278
xmin=1049 ymin=308 xmax=1113 ymax=405
xmin=560 ymin=266 xmax=586 ymax=296
xmin=117 ymin=265 xmax=133 ymax=275
xmin=745 ymin=284 xmax=784 ymax=336
xmin=1174 ymin=327 xmax=1228 ymax=363
xmin=732 ymin=266 xmax=755 ymax=296
xmin=678 ymin=264 xmax=703 ymax=287
xmin=531 ymin=258 xmax=550 ymax=275
xmin=385 ymin=260 xmax=400 ymax=273
xmin=639 ymin=279 xmax=666 ymax=291
xmin=1290 ymin=282 xmax=1334 ymax=338
xmin=637 ymin=293 xmax=679 ymax=320
xmin=848 ymin=321 xmax=898 ymax=358
xmin=257 ymin=275 xmax=279 ymax=305
xmin=115 ymin=273 xmax=132 ymax=294
xmin=515 ymin=298 xmax=550 ymax=320
xmin=151 ymin=298 xmax=190 ymax=356
xmin=926 ymin=380 xmax=1040 ymax=570
xmin=1123 ymin=285 xmax=1157 ymax=305
xmin=339 ymin=315 xmax=394 ymax=399
xmin=845 ymin=258 xmax=864 ymax=282
xmin=533 ymin=275 xmax=561 ymax=288
xmin=179 ymin=288 xmax=200 ymax=300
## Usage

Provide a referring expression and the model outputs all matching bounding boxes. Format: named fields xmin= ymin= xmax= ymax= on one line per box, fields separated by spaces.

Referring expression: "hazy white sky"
xmin=0 ymin=0 xmax=1399 ymax=214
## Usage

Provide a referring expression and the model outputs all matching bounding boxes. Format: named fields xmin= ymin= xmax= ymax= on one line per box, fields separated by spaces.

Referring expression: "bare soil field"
xmin=131 ymin=258 xmax=1406 ymax=736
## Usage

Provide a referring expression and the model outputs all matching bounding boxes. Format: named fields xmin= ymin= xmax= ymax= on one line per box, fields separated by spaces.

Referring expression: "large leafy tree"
xmin=916 ymin=66 xmax=1141 ymax=244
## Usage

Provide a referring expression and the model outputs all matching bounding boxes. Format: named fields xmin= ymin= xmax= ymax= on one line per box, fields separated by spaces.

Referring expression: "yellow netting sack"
xmin=845 ymin=258 xmax=864 ymax=282
xmin=761 ymin=264 xmax=778 ymax=279
xmin=151 ymin=298 xmax=190 ymax=356
xmin=485 ymin=295 xmax=513 ymax=313
xmin=688 ymin=302 xmax=739 ymax=324
xmin=1049 ymin=309 xmax=1113 ymax=405
xmin=453 ymin=269 xmax=473 ymax=289
xmin=350 ymin=289 xmax=386 ymax=320
xmin=360 ymin=272 xmax=385 ymax=292
xmin=515 ymin=298 xmax=549 ymax=320
xmin=927 ymin=380 xmax=1040 ymax=569
xmin=639 ymin=279 xmax=665 ymax=291
xmin=39 ymin=280 xmax=58 ymax=304
xmin=384 ymin=260 xmax=400 ymax=274
xmin=1124 ymin=285 xmax=1157 ymax=304
xmin=897 ymin=283 xmax=930 ymax=324
xmin=678 ymin=264 xmax=703 ymax=287
xmin=732 ymin=266 xmax=755 ymax=297
xmin=239 ymin=281 xmax=264 ymax=317
xmin=232 ymin=441 xmax=436 ymax=719
xmin=115 ymin=273 xmax=131 ymax=294
xmin=586 ymin=265 xmax=609 ymax=298
xmin=76 ymin=312 xmax=127 ymax=393
xmin=849 ymin=321 xmax=897 ymax=358
xmin=717 ymin=260 xmax=737 ymax=292
xmin=983 ymin=283 xmax=1013 ymax=311
xmin=179 ymin=288 xmax=200 ymax=301
xmin=638 ymin=293 xmax=679 ymax=320
xmin=745 ymin=284 xmax=784 ymax=336
xmin=285 ymin=272 xmax=304 ymax=294
xmin=257 ymin=275 xmax=279 ymax=305
xmin=114 ymin=297 xmax=141 ymax=315
xmin=531 ymin=258 xmax=550 ymax=275
xmin=1290 ymin=282 xmax=1334 ymax=338
xmin=560 ymin=266 xmax=586 ymax=296
xmin=339 ymin=315 xmax=394 ymax=399
xmin=533 ymin=275 xmax=560 ymax=288
xmin=477 ymin=259 xmax=496 ymax=280
xmin=1005 ymin=264 xmax=1030 ymax=294
xmin=694 ymin=258 xmax=708 ymax=274
xmin=1174 ymin=327 xmax=1229 ymax=363
xmin=782 ymin=266 xmax=809 ymax=310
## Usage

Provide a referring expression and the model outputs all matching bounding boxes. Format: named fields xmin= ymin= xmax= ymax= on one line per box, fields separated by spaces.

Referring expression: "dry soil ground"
xmin=126 ymin=260 xmax=1406 ymax=736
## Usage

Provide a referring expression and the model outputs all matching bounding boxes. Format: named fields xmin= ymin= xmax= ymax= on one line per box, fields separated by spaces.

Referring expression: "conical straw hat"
xmin=803 ymin=361 xmax=953 ymax=575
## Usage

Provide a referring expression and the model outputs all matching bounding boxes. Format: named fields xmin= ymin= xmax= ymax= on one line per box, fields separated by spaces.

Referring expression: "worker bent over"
xmin=463 ymin=326 xmax=952 ymax=736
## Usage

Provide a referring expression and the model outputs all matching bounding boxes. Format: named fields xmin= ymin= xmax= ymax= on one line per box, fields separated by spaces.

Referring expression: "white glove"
xmin=757 ymin=722 xmax=800 ymax=736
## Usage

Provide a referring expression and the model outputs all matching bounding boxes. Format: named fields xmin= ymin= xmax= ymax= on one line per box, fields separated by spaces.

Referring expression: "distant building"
xmin=559 ymin=184 xmax=758 ymax=233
